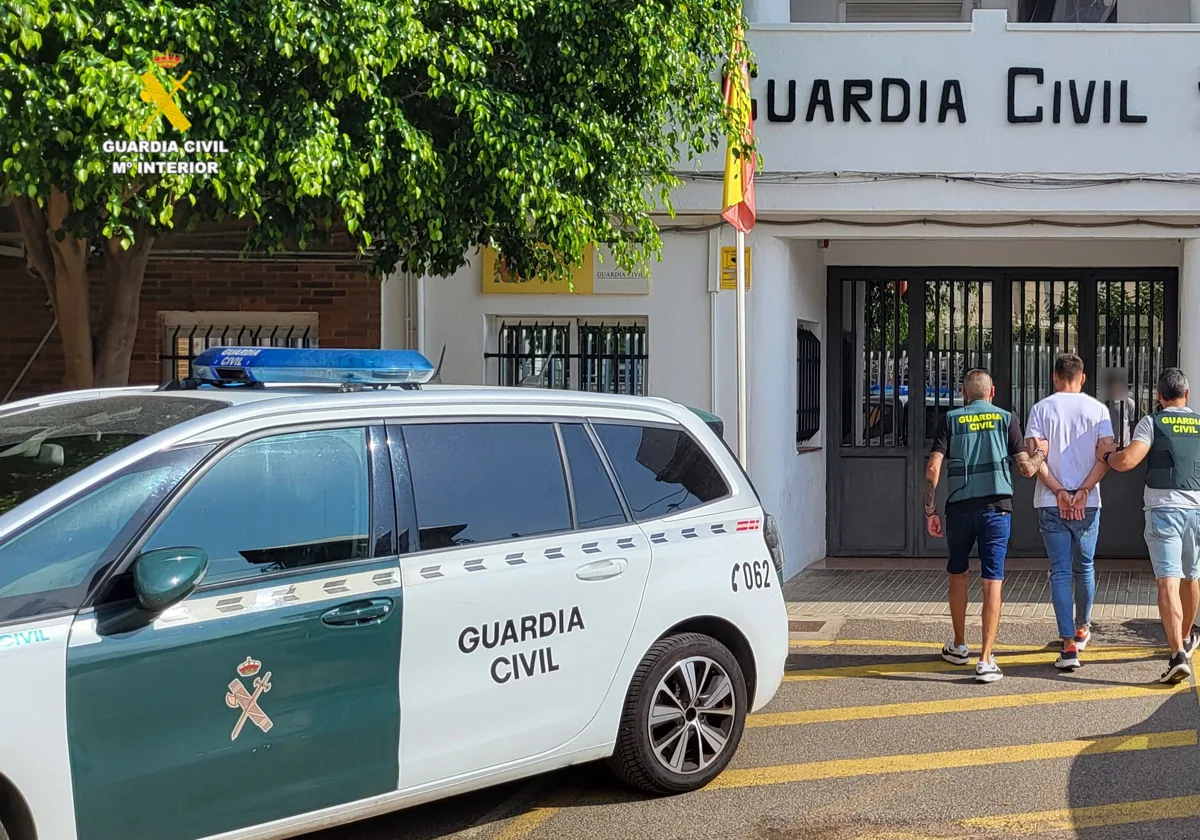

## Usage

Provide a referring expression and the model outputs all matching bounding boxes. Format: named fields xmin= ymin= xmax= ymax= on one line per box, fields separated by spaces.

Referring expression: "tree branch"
xmin=11 ymin=196 xmax=58 ymax=316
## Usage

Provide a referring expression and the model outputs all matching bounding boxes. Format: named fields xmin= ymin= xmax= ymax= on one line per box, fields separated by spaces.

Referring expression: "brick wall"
xmin=0 ymin=254 xmax=380 ymax=401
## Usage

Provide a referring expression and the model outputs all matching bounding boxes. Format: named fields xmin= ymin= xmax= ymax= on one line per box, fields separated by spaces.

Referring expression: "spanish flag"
xmin=721 ymin=56 xmax=756 ymax=233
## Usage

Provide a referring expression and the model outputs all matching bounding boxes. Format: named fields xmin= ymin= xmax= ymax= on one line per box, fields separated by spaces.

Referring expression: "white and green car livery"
xmin=0 ymin=352 xmax=788 ymax=840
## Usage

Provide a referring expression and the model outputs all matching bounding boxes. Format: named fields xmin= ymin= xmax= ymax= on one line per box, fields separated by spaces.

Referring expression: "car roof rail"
xmin=156 ymin=378 xmax=264 ymax=391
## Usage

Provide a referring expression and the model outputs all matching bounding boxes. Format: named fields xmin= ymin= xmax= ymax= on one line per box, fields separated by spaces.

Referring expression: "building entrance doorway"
xmin=826 ymin=268 xmax=1178 ymax=559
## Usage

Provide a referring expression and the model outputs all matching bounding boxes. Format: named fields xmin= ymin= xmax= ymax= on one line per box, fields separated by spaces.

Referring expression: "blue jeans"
xmin=1038 ymin=508 xmax=1100 ymax=640
xmin=945 ymin=508 xmax=1011 ymax=580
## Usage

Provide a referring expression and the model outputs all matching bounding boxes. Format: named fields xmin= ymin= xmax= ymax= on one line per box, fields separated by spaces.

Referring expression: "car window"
xmin=142 ymin=428 xmax=371 ymax=585
xmin=0 ymin=395 xmax=228 ymax=516
xmin=593 ymin=423 xmax=730 ymax=522
xmin=0 ymin=447 xmax=207 ymax=623
xmin=559 ymin=423 xmax=626 ymax=529
xmin=403 ymin=422 xmax=571 ymax=550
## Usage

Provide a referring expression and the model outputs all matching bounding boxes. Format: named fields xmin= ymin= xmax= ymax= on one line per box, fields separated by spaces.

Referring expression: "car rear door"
xmin=65 ymin=424 xmax=404 ymax=840
xmin=392 ymin=417 xmax=652 ymax=789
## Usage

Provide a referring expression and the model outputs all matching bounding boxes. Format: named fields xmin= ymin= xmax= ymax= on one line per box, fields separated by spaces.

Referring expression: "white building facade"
xmin=384 ymin=2 xmax=1200 ymax=579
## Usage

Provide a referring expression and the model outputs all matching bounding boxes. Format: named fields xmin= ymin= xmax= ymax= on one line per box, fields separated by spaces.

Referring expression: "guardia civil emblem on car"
xmin=225 ymin=657 xmax=273 ymax=740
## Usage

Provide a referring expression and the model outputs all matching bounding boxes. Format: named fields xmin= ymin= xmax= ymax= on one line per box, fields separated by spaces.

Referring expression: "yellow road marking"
xmin=706 ymin=729 xmax=1195 ymax=790
xmin=785 ymin=647 xmax=1161 ymax=681
xmin=845 ymin=792 xmax=1200 ymax=838
xmin=492 ymin=808 xmax=558 ymax=840
xmin=856 ymin=834 xmax=967 ymax=840
xmin=790 ymin=639 xmax=1161 ymax=654
xmin=748 ymin=682 xmax=1189 ymax=728
xmin=790 ymin=639 xmax=1057 ymax=652
xmin=961 ymin=793 xmax=1200 ymax=835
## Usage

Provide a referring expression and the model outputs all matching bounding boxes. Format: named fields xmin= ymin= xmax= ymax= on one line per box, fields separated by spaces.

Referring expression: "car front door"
xmin=0 ymin=444 xmax=212 ymax=840
xmin=392 ymin=418 xmax=652 ymax=789
xmin=66 ymin=425 xmax=404 ymax=840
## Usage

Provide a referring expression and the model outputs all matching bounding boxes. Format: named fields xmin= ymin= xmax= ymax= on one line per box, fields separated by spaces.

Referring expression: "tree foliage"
xmin=1 ymin=0 xmax=749 ymax=387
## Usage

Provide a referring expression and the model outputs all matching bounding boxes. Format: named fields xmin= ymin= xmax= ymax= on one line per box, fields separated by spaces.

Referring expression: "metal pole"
xmin=736 ymin=228 xmax=748 ymax=465
xmin=2 ymin=318 xmax=57 ymax=404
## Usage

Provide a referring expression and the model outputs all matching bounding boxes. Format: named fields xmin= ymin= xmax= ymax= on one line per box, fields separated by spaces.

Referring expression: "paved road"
xmin=312 ymin=618 xmax=1200 ymax=840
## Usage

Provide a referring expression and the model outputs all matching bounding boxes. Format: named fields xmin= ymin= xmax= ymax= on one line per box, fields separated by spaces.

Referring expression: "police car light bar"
xmin=191 ymin=347 xmax=436 ymax=386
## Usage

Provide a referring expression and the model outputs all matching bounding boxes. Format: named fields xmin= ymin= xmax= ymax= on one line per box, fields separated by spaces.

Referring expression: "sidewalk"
xmin=783 ymin=567 xmax=1159 ymax=622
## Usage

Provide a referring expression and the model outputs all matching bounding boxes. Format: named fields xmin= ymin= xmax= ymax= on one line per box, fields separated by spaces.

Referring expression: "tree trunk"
xmin=94 ymin=227 xmax=155 ymax=387
xmin=15 ymin=192 xmax=158 ymax=391
xmin=44 ymin=191 xmax=94 ymax=391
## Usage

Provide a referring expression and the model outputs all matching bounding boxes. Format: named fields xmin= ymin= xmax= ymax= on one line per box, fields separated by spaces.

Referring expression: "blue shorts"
xmin=1145 ymin=508 xmax=1200 ymax=581
xmin=945 ymin=508 xmax=1011 ymax=581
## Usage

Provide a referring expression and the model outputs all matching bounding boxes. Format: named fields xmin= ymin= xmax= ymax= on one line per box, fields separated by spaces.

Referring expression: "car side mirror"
xmin=133 ymin=547 xmax=209 ymax=613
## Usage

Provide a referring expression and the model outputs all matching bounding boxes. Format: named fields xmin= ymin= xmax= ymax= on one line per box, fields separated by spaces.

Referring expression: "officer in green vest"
xmin=1104 ymin=367 xmax=1200 ymax=683
xmin=925 ymin=369 xmax=1043 ymax=683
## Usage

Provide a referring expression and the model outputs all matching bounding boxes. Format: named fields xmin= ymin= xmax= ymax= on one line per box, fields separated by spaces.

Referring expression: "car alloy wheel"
xmin=610 ymin=632 xmax=748 ymax=794
xmin=647 ymin=655 xmax=737 ymax=775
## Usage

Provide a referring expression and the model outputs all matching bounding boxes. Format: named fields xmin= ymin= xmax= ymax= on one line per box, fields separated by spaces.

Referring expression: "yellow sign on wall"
xmin=481 ymin=246 xmax=594 ymax=295
xmin=719 ymin=246 xmax=751 ymax=290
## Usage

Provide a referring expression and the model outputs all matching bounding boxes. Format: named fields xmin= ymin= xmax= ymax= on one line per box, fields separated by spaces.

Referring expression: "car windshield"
xmin=0 ymin=395 xmax=228 ymax=516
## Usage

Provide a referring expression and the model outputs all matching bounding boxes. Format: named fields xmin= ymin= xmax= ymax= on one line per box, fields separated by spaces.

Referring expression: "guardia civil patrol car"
xmin=0 ymin=348 xmax=788 ymax=840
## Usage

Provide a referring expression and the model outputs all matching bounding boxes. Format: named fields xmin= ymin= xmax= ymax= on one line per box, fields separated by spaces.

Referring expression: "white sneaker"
xmin=941 ymin=640 xmax=970 ymax=665
xmin=1056 ymin=641 xmax=1081 ymax=670
xmin=976 ymin=656 xmax=1003 ymax=683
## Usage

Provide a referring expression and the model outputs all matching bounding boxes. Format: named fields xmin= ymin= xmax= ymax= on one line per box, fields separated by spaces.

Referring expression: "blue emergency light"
xmin=191 ymin=347 xmax=436 ymax=386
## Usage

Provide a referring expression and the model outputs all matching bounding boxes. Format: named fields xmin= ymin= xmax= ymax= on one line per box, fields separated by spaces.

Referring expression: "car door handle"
xmin=321 ymin=598 xmax=395 ymax=627
xmin=576 ymin=558 xmax=628 ymax=582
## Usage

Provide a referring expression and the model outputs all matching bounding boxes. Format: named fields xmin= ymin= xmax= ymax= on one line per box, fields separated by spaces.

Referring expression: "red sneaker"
xmin=1074 ymin=626 xmax=1091 ymax=651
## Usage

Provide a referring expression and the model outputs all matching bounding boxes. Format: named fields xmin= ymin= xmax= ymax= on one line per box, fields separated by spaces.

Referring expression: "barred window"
xmin=579 ymin=323 xmax=647 ymax=396
xmin=491 ymin=321 xmax=572 ymax=389
xmin=160 ymin=312 xmax=318 ymax=383
xmin=797 ymin=323 xmax=821 ymax=446
xmin=487 ymin=319 xmax=647 ymax=395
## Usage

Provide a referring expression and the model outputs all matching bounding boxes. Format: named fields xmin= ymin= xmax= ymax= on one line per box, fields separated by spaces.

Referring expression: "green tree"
xmin=1 ymin=0 xmax=748 ymax=388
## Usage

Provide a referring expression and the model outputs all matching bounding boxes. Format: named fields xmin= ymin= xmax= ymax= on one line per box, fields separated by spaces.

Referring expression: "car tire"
xmin=609 ymin=632 xmax=748 ymax=795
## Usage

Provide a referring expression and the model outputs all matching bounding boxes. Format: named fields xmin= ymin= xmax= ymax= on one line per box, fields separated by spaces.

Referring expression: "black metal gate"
xmin=485 ymin=320 xmax=648 ymax=393
xmin=826 ymin=268 xmax=1178 ymax=559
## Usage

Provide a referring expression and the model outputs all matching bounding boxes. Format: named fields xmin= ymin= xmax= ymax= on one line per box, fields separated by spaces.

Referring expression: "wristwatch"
xmin=924 ymin=506 xmax=937 ymax=517
xmin=1103 ymin=450 xmax=1113 ymax=463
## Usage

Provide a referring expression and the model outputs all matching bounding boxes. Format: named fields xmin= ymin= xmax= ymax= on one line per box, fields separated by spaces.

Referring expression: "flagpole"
xmin=721 ymin=42 xmax=754 ymax=467
xmin=735 ymin=227 xmax=748 ymax=466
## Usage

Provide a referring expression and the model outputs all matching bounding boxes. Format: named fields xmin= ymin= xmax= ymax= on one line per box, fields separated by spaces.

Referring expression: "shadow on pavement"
xmin=303 ymin=778 xmax=529 ymax=840
xmin=1066 ymin=683 xmax=1200 ymax=839
xmin=303 ymin=764 xmax=644 ymax=840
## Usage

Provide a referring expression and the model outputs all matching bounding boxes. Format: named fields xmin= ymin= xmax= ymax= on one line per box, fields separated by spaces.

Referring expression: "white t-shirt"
xmin=1132 ymin=407 xmax=1200 ymax=510
xmin=1025 ymin=392 xmax=1114 ymax=509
